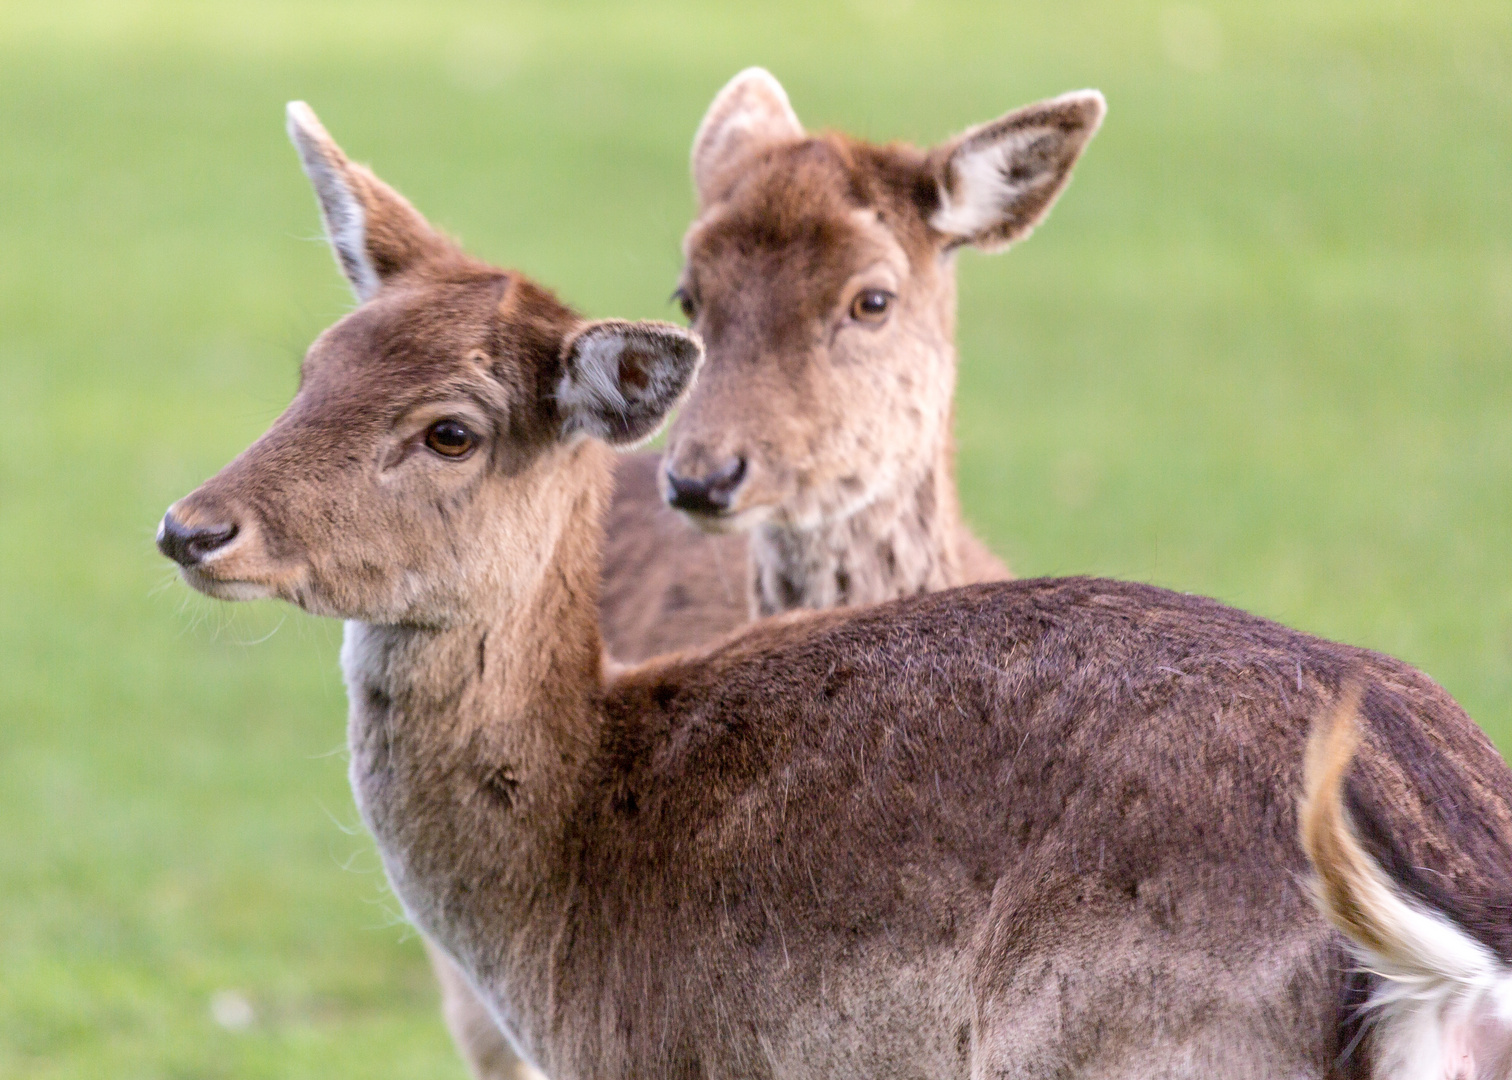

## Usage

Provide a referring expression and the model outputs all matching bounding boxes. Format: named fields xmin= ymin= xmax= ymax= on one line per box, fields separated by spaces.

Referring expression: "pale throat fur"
xmin=738 ymin=262 xmax=1001 ymax=617
xmin=748 ymin=428 xmax=977 ymax=616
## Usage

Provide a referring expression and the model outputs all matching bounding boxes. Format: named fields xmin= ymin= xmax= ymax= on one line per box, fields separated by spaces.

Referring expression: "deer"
xmin=601 ymin=69 xmax=1106 ymax=661
xmin=158 ymin=101 xmax=1512 ymax=1080
xmin=440 ymin=69 xmax=1105 ymax=1078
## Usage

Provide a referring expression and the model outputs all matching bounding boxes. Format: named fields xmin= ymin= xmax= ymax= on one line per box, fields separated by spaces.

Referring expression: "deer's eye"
xmin=849 ymin=289 xmax=894 ymax=324
xmin=424 ymin=419 xmax=477 ymax=459
xmin=671 ymin=287 xmax=697 ymax=322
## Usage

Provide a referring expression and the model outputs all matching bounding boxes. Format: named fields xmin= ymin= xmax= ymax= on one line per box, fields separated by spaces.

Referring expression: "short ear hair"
xmin=285 ymin=101 xmax=455 ymax=300
xmin=557 ymin=320 xmax=704 ymax=447
xmin=929 ymin=90 xmax=1105 ymax=252
xmin=691 ymin=68 xmax=804 ymax=207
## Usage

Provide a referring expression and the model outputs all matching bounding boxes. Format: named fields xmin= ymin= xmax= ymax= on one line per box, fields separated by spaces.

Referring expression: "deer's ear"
xmin=929 ymin=90 xmax=1105 ymax=252
xmin=557 ymin=320 xmax=704 ymax=447
xmin=286 ymin=101 xmax=455 ymax=301
xmin=692 ymin=68 xmax=804 ymax=207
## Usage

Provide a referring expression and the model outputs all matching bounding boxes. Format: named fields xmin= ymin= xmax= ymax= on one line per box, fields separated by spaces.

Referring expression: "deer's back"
xmin=573 ymin=577 xmax=1512 ymax=1077
xmin=602 ymin=577 xmax=1512 ymax=910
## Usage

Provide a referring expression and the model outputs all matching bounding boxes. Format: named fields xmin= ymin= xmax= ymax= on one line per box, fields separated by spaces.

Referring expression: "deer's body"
xmin=344 ymin=442 xmax=1511 ymax=1079
xmin=160 ymin=102 xmax=1512 ymax=1080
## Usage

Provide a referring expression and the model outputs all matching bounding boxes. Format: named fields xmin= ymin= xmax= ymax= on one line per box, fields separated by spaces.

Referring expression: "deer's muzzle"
xmin=157 ymin=506 xmax=239 ymax=568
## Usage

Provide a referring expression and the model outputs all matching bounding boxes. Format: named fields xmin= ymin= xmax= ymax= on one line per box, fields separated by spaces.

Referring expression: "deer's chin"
xmin=178 ymin=566 xmax=281 ymax=602
xmin=673 ymin=503 xmax=772 ymax=535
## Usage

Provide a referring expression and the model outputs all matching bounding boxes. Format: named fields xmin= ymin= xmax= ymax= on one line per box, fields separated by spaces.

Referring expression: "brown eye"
xmin=425 ymin=419 xmax=476 ymax=459
xmin=850 ymin=289 xmax=893 ymax=323
xmin=671 ymin=287 xmax=697 ymax=322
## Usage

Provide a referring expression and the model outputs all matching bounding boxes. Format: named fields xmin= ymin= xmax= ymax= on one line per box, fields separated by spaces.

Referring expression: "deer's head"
xmin=158 ymin=104 xmax=702 ymax=626
xmin=663 ymin=70 xmax=1104 ymax=531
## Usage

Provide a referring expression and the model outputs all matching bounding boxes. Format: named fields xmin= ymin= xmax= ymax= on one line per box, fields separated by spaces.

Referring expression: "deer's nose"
xmin=157 ymin=509 xmax=239 ymax=567
xmin=664 ymin=456 xmax=747 ymax=516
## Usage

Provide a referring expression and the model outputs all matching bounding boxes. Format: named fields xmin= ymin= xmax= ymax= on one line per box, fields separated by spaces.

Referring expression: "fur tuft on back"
xmin=1303 ymin=690 xmax=1512 ymax=1079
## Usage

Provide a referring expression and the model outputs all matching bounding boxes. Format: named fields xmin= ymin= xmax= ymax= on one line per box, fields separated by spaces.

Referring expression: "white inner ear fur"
xmin=286 ymin=102 xmax=380 ymax=302
xmin=930 ymin=126 xmax=1056 ymax=241
xmin=930 ymin=90 xmax=1105 ymax=245
xmin=558 ymin=332 xmax=633 ymax=439
xmin=558 ymin=325 xmax=701 ymax=445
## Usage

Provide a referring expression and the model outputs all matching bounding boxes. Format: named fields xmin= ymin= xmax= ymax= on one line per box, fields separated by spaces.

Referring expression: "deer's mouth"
xmin=177 ymin=564 xmax=284 ymax=602
xmin=159 ymin=502 xmax=307 ymax=603
xmin=672 ymin=501 xmax=772 ymax=535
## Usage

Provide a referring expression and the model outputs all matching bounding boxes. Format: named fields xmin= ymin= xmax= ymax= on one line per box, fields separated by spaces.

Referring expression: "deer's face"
xmin=659 ymin=70 xmax=1105 ymax=533
xmin=666 ymin=142 xmax=955 ymax=532
xmin=158 ymin=104 xmax=701 ymax=626
xmin=163 ymin=280 xmax=531 ymax=621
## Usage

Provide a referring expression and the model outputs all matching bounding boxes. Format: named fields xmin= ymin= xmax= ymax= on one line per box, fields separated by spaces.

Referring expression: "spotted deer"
xmin=443 ymin=70 xmax=1104 ymax=1078
xmin=160 ymin=102 xmax=1512 ymax=1080
xmin=602 ymin=70 xmax=1106 ymax=661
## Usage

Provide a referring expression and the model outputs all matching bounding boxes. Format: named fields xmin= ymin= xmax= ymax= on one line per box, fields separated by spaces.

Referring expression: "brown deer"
xmin=602 ymin=69 xmax=1106 ymax=660
xmin=160 ymin=102 xmax=1512 ymax=1080
xmin=443 ymin=70 xmax=1104 ymax=1077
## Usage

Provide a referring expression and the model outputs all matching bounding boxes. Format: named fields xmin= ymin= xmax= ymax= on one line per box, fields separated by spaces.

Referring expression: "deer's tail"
xmin=1303 ymin=690 xmax=1512 ymax=1080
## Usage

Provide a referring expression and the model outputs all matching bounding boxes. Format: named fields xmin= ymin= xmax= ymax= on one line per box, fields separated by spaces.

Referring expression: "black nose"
xmin=157 ymin=510 xmax=238 ymax=567
xmin=664 ymin=456 xmax=747 ymax=516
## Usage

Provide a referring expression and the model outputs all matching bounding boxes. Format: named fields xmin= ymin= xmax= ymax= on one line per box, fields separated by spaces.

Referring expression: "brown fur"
xmin=602 ymin=72 xmax=1101 ymax=639
xmin=161 ymin=105 xmax=1512 ymax=1080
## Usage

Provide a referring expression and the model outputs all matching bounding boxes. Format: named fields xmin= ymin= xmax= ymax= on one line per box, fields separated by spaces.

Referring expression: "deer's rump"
xmin=568 ymin=576 xmax=1512 ymax=1078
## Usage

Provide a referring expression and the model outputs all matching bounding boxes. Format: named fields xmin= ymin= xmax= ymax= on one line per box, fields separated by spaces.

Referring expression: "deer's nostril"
xmin=665 ymin=456 xmax=747 ymax=516
xmin=157 ymin=511 xmax=240 ymax=568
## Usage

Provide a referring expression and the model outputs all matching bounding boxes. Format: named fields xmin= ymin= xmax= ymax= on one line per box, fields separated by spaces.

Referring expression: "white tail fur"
xmin=1302 ymin=695 xmax=1512 ymax=1079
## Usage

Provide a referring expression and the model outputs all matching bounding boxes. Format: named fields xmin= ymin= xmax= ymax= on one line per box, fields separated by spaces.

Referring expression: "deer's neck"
xmin=749 ymin=433 xmax=968 ymax=617
xmin=339 ymin=441 xmax=612 ymax=1018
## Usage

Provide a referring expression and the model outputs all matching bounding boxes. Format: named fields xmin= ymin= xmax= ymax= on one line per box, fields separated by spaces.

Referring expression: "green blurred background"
xmin=2 ymin=0 xmax=1508 ymax=1075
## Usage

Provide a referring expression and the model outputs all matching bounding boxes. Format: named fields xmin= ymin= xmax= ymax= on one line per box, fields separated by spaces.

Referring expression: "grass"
xmin=1 ymin=0 xmax=1508 ymax=1074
